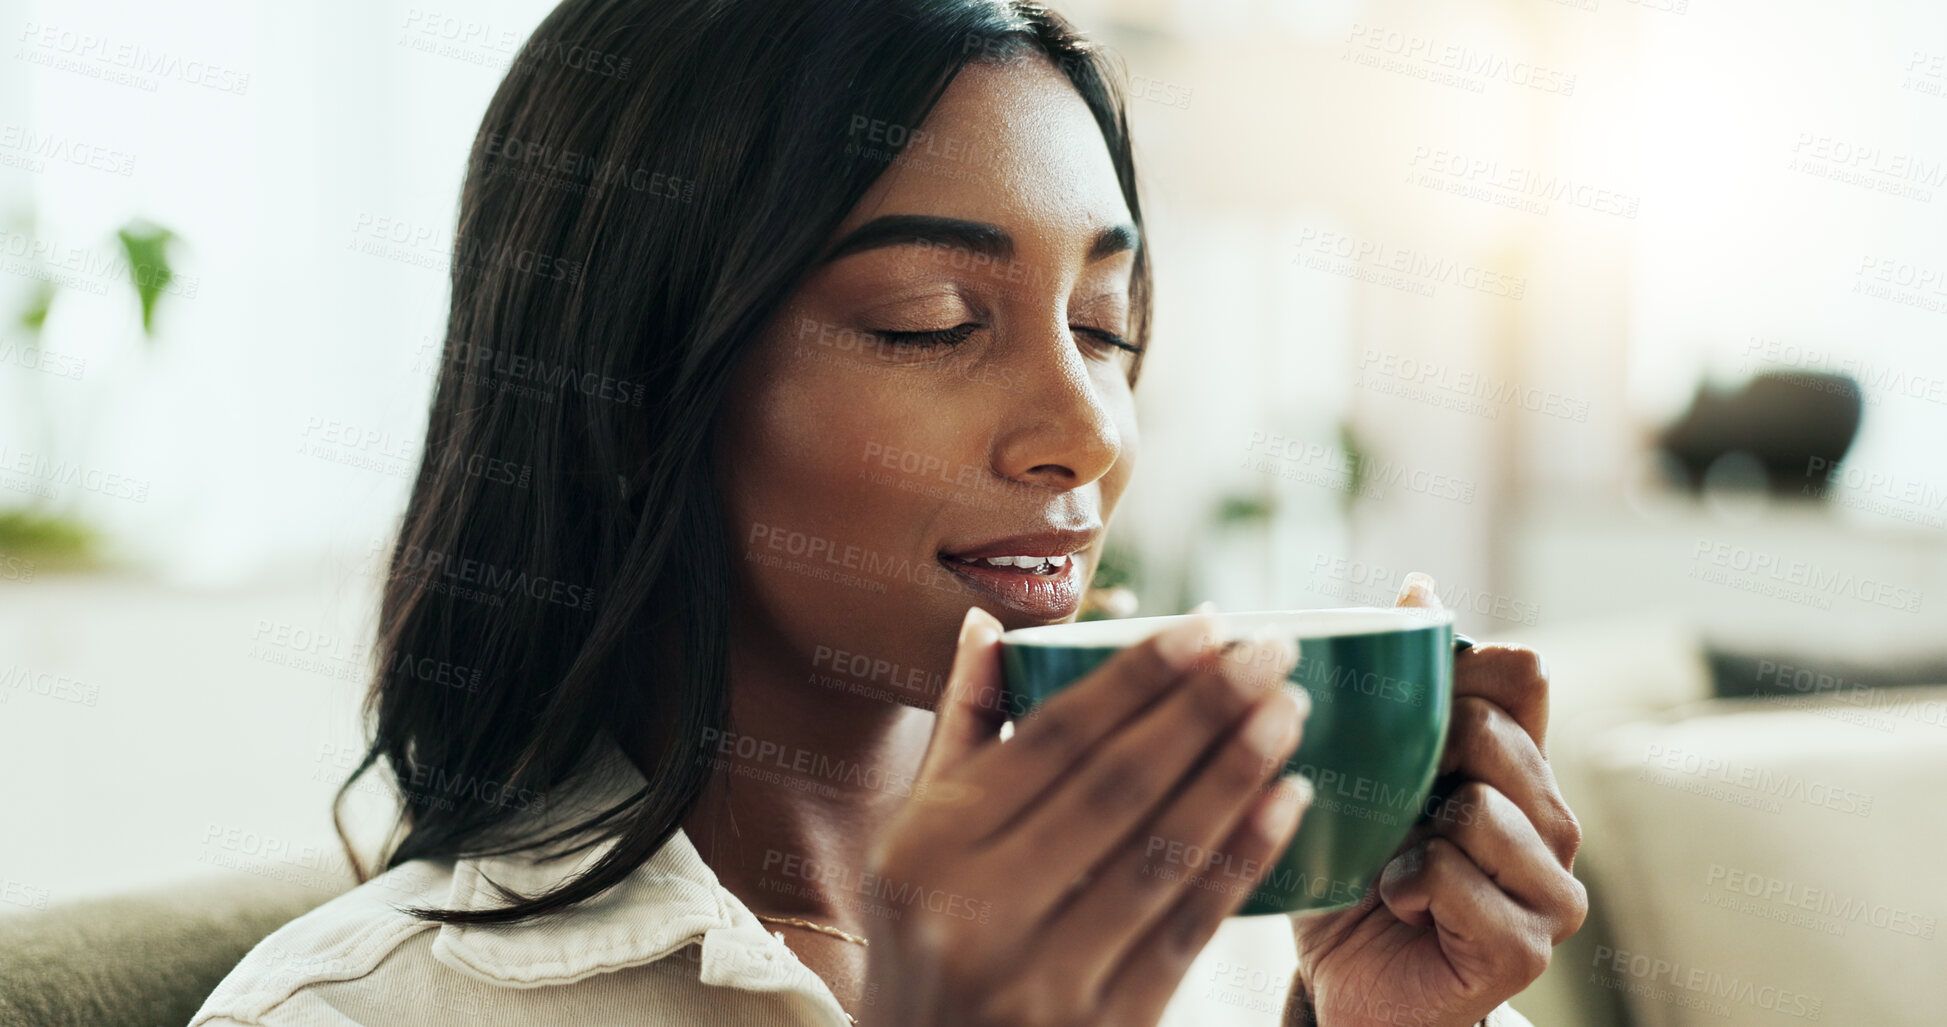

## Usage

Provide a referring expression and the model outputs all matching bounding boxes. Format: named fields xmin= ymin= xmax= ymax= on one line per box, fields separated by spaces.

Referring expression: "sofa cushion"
xmin=0 ymin=873 xmax=349 ymax=1027
xmin=1568 ymin=686 xmax=1947 ymax=1025
xmin=1703 ymin=644 xmax=1947 ymax=701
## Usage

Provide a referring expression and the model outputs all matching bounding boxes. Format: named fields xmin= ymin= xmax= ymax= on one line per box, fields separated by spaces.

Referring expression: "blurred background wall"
xmin=2 ymin=1 xmax=1944 ymax=1024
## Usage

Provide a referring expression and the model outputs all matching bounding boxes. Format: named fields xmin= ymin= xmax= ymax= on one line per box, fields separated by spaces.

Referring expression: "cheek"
xmin=721 ymin=360 xmax=985 ymax=704
xmin=726 ymin=356 xmax=971 ymax=558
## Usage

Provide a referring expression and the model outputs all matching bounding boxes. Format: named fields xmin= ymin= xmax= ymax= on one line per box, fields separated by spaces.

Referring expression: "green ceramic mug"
xmin=998 ymin=606 xmax=1465 ymax=917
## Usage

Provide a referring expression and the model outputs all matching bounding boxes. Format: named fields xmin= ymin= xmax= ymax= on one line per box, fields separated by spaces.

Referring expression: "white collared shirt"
xmin=191 ymin=754 xmax=1536 ymax=1027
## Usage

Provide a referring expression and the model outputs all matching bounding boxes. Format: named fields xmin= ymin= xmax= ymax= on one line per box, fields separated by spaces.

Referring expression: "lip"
xmin=937 ymin=550 xmax=1088 ymax=620
xmin=937 ymin=527 xmax=1099 ymax=621
xmin=938 ymin=528 xmax=1099 ymax=561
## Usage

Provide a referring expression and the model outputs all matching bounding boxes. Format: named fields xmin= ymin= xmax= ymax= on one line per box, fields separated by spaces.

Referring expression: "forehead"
xmin=834 ymin=55 xmax=1133 ymax=259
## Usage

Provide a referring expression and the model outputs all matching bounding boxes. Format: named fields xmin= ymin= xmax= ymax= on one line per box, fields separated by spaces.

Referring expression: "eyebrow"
xmin=815 ymin=214 xmax=1140 ymax=267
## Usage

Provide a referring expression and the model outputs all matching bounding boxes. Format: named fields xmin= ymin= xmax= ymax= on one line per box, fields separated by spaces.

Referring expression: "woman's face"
xmin=717 ymin=54 xmax=1140 ymax=708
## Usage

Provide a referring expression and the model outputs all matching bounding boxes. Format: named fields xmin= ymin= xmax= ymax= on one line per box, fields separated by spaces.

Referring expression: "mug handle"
xmin=1416 ymin=631 xmax=1477 ymax=823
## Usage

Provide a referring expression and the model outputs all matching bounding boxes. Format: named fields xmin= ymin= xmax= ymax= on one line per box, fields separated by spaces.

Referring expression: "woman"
xmin=195 ymin=1 xmax=1584 ymax=1024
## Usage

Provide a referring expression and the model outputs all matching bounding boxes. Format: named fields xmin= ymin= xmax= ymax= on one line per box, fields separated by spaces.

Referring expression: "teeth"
xmin=972 ymin=554 xmax=1069 ymax=571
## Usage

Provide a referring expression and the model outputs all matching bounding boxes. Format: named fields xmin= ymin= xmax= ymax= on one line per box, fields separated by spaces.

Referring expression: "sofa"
xmin=0 ymin=874 xmax=348 ymax=1027
xmin=1491 ymin=612 xmax=1947 ymax=1026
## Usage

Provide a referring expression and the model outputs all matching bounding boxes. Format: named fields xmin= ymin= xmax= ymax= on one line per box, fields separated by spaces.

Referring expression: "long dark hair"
xmin=335 ymin=0 xmax=1152 ymax=925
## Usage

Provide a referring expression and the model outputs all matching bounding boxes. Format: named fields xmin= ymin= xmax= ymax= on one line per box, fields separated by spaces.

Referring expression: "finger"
xmin=1422 ymin=782 xmax=1587 ymax=944
xmin=1095 ymin=774 xmax=1312 ymax=1022
xmin=1394 ymin=571 xmax=1457 ymax=634
xmin=924 ymin=613 xmax=1225 ymax=841
xmin=983 ymin=635 xmax=1299 ymax=912
xmin=913 ymin=606 xmax=1011 ymax=785
xmin=1378 ymin=837 xmax=1555 ymax=997
xmin=1395 ymin=570 xmax=1444 ymax=611
xmin=1435 ymin=697 xmax=1581 ymax=866
xmin=1453 ymin=643 xmax=1551 ymax=757
xmin=1039 ymin=684 xmax=1309 ymax=981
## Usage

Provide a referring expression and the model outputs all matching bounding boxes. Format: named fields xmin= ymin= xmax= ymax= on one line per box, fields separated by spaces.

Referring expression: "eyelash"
xmin=870 ymin=323 xmax=1143 ymax=355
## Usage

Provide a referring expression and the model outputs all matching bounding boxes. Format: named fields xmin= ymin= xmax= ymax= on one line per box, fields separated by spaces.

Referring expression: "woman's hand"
xmin=862 ymin=606 xmax=1315 ymax=1026
xmin=1288 ymin=573 xmax=1587 ymax=1027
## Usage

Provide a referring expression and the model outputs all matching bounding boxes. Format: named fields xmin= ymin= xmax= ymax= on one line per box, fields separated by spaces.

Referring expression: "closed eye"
xmin=870 ymin=323 xmax=980 ymax=348
xmin=1075 ymin=326 xmax=1142 ymax=355
xmin=867 ymin=323 xmax=1142 ymax=356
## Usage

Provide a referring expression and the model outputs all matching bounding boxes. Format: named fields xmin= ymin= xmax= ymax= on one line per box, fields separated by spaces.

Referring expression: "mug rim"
xmin=998 ymin=605 xmax=1454 ymax=648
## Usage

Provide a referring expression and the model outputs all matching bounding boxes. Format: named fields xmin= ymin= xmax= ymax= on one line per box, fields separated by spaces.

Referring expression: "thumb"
xmin=1395 ymin=571 xmax=1443 ymax=612
xmin=915 ymin=605 xmax=1009 ymax=783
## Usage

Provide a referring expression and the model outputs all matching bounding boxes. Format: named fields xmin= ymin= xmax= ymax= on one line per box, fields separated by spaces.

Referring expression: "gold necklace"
xmin=753 ymin=913 xmax=867 ymax=1025
xmin=753 ymin=912 xmax=870 ymax=947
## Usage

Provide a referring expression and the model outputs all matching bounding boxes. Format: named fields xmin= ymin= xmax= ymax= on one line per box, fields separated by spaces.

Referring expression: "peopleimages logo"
xmin=14 ymin=21 xmax=251 ymax=95
xmin=394 ymin=542 xmax=598 ymax=612
xmin=1356 ymin=349 xmax=1588 ymax=422
xmin=1243 ymin=432 xmax=1478 ymax=504
xmin=406 ymin=764 xmax=546 ymax=814
xmin=480 ymin=132 xmax=693 ymax=203
xmin=1307 ymin=554 xmax=1541 ymax=626
xmin=0 ymin=443 xmax=151 ymax=502
xmin=1291 ymin=227 xmax=1528 ymax=300
xmin=1407 ymin=146 xmax=1640 ymax=219
xmin=699 ymin=727 xmax=916 ymax=798
xmin=761 ymin=848 xmax=991 ymax=923
xmin=1589 ymin=946 xmax=1822 ymax=1019
xmin=0 ymin=124 xmax=136 ymax=176
xmin=1342 ymin=24 xmax=1578 ymax=96
xmin=1688 ymin=539 xmax=1923 ymax=613
xmin=1704 ymin=863 xmax=1937 ymax=939
xmin=1640 ymin=743 xmax=1874 ymax=817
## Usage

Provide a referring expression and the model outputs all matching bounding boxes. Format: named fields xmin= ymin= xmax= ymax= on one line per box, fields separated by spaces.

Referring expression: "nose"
xmin=989 ymin=325 xmax=1124 ymax=490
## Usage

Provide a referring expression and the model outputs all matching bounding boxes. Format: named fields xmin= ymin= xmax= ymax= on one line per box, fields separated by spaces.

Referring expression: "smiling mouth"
xmin=941 ymin=553 xmax=1074 ymax=575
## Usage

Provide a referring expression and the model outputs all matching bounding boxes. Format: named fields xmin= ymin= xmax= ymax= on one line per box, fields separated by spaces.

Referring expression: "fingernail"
xmin=959 ymin=606 xmax=1000 ymax=647
xmin=1243 ymin=690 xmax=1302 ymax=757
xmin=1280 ymin=681 xmax=1313 ymax=722
xmin=1397 ymin=571 xmax=1436 ymax=604
xmin=1222 ymin=632 xmax=1296 ymax=699
xmin=1155 ymin=613 xmax=1219 ymax=670
xmin=1255 ymin=778 xmax=1304 ymax=839
xmin=1262 ymin=633 xmax=1299 ymax=677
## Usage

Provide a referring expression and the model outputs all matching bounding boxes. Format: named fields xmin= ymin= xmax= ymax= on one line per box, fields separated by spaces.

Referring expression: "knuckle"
xmin=1219 ymin=641 xmax=1289 ymax=697
xmin=1454 ymin=694 xmax=1497 ymax=741
xmin=1475 ymin=927 xmax=1550 ymax=987
xmin=1128 ymin=837 xmax=1173 ymax=890
xmin=1555 ymin=801 xmax=1585 ymax=859
xmin=1513 ymin=936 xmax=1552 ymax=985
xmin=1489 ymin=644 xmax=1548 ymax=688
xmin=1559 ymin=874 xmax=1591 ymax=940
xmin=1016 ymin=705 xmax=1084 ymax=761
xmin=1132 ymin=631 xmax=1200 ymax=683
xmin=1186 ymin=668 xmax=1246 ymax=728
xmin=1084 ymin=754 xmax=1154 ymax=814
xmin=1450 ymin=780 xmax=1500 ymax=826
xmin=1164 ymin=895 xmax=1211 ymax=954
xmin=1216 ymin=743 xmax=1270 ymax=794
xmin=1422 ymin=835 xmax=1466 ymax=879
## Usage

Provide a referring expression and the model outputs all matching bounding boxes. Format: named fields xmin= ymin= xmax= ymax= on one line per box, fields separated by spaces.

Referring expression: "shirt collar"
xmin=424 ymin=743 xmax=846 ymax=1016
